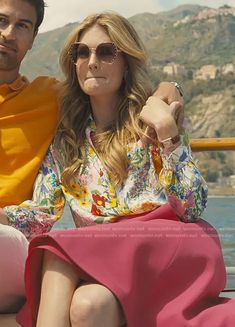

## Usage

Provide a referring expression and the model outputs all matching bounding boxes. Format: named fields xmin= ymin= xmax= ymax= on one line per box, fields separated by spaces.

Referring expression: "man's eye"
xmin=0 ymin=17 xmax=8 ymax=25
xmin=18 ymin=24 xmax=28 ymax=29
xmin=17 ymin=23 xmax=29 ymax=30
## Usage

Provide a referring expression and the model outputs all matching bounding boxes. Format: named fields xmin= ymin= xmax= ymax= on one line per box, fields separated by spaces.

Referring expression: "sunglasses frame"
xmin=68 ymin=42 xmax=121 ymax=65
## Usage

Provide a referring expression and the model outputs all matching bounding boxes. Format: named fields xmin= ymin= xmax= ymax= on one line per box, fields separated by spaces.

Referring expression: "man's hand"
xmin=0 ymin=208 xmax=8 ymax=225
xmin=154 ymin=81 xmax=184 ymax=106
xmin=153 ymin=81 xmax=184 ymax=129
xmin=140 ymin=82 xmax=184 ymax=143
xmin=139 ymin=97 xmax=179 ymax=142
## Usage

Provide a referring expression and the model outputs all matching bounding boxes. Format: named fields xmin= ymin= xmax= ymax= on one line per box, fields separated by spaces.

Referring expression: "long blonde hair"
xmin=56 ymin=12 xmax=153 ymax=190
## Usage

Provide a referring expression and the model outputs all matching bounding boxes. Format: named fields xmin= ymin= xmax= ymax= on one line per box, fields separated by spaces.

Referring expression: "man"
xmin=0 ymin=0 xmax=59 ymax=321
xmin=0 ymin=0 xmax=183 ymax=323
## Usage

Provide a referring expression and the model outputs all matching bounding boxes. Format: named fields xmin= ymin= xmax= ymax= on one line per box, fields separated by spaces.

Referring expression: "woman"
xmin=13 ymin=12 xmax=234 ymax=327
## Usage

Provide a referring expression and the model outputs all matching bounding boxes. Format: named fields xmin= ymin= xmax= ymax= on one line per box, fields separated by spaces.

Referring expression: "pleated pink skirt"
xmin=17 ymin=204 xmax=235 ymax=326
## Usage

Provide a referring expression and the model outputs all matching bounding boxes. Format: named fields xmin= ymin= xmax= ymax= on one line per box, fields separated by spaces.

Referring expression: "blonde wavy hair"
xmin=56 ymin=12 xmax=153 ymax=190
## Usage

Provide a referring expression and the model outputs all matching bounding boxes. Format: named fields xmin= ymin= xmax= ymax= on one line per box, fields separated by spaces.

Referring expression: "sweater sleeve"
xmin=3 ymin=147 xmax=65 ymax=240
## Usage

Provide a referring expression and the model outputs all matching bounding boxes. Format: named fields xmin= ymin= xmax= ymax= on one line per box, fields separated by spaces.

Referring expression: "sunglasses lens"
xmin=69 ymin=42 xmax=118 ymax=64
xmin=97 ymin=43 xmax=117 ymax=63
xmin=77 ymin=44 xmax=90 ymax=59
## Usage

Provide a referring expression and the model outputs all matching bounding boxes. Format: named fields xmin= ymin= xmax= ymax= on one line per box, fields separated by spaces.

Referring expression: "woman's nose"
xmin=88 ymin=52 xmax=99 ymax=70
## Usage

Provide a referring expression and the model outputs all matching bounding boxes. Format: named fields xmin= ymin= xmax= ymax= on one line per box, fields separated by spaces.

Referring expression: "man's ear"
xmin=29 ymin=28 xmax=38 ymax=50
xmin=33 ymin=28 xmax=38 ymax=38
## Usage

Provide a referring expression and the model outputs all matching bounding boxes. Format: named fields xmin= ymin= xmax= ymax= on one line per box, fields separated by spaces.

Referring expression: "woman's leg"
xmin=0 ymin=314 xmax=21 ymax=327
xmin=70 ymin=283 xmax=126 ymax=327
xmin=0 ymin=225 xmax=28 ymax=313
xmin=36 ymin=251 xmax=80 ymax=327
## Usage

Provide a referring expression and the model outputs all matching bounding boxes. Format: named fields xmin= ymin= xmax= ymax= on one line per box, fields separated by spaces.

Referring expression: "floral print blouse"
xmin=3 ymin=121 xmax=208 ymax=240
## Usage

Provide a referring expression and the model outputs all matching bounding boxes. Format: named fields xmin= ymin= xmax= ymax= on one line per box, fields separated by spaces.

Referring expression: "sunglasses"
xmin=69 ymin=42 xmax=121 ymax=64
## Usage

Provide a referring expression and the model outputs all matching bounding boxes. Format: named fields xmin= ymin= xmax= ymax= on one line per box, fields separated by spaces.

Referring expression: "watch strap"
xmin=170 ymin=81 xmax=184 ymax=97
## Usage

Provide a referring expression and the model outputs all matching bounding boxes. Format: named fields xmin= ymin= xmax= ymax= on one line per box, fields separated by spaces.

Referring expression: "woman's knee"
xmin=174 ymin=221 xmax=226 ymax=287
xmin=70 ymin=283 xmax=124 ymax=326
xmin=70 ymin=293 xmax=95 ymax=325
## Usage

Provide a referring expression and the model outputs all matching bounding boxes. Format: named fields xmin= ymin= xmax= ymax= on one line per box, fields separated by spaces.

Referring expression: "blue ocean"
xmin=204 ymin=197 xmax=235 ymax=289
xmin=54 ymin=197 xmax=235 ymax=289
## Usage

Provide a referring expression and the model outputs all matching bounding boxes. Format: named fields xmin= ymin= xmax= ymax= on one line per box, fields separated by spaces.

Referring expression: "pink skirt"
xmin=17 ymin=204 xmax=235 ymax=326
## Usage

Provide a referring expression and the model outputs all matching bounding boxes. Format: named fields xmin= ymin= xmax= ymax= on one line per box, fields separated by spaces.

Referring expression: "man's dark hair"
xmin=24 ymin=0 xmax=46 ymax=33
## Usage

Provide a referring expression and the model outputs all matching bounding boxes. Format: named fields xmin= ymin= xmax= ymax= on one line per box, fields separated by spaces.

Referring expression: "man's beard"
xmin=0 ymin=51 xmax=18 ymax=70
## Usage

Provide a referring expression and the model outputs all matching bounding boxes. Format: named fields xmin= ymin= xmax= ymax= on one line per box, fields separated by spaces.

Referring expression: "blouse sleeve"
xmin=3 ymin=147 xmax=65 ymax=240
xmin=159 ymin=130 xmax=208 ymax=222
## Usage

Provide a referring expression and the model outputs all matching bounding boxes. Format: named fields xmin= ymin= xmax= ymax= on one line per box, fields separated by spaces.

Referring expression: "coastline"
xmin=208 ymin=195 xmax=235 ymax=198
xmin=208 ymin=185 xmax=235 ymax=197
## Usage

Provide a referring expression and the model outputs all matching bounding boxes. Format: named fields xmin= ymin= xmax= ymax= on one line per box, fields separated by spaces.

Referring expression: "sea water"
xmin=204 ymin=197 xmax=235 ymax=289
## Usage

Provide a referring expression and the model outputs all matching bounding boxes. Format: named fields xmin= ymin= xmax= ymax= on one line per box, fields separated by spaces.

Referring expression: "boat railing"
xmin=190 ymin=137 xmax=235 ymax=294
xmin=190 ymin=137 xmax=235 ymax=152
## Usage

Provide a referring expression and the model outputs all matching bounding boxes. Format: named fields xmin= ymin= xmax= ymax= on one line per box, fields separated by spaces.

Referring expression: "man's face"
xmin=0 ymin=0 xmax=37 ymax=72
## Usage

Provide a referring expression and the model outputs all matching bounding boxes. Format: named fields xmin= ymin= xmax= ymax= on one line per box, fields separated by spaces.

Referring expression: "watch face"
xmin=171 ymin=82 xmax=183 ymax=97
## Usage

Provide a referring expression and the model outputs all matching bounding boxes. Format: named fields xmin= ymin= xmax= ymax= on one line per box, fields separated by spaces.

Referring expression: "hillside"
xmin=21 ymin=22 xmax=77 ymax=79
xmin=137 ymin=5 xmax=235 ymax=68
xmin=21 ymin=4 xmax=235 ymax=78
xmin=185 ymin=84 xmax=235 ymax=187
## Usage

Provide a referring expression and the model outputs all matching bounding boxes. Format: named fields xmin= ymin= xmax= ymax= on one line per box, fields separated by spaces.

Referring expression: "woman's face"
xmin=74 ymin=24 xmax=126 ymax=99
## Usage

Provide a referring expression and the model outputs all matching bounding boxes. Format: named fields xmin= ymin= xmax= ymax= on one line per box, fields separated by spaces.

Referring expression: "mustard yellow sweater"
xmin=0 ymin=75 xmax=59 ymax=206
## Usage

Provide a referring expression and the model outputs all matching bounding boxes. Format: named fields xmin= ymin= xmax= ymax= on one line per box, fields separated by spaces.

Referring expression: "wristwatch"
xmin=159 ymin=134 xmax=181 ymax=149
xmin=170 ymin=81 xmax=184 ymax=97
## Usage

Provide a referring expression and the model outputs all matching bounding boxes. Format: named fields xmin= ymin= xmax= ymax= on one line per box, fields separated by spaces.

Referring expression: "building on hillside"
xmin=194 ymin=64 xmax=218 ymax=80
xmin=197 ymin=7 xmax=235 ymax=21
xmin=217 ymin=175 xmax=235 ymax=189
xmin=221 ymin=63 xmax=235 ymax=75
xmin=174 ymin=16 xmax=191 ymax=27
xmin=228 ymin=175 xmax=235 ymax=188
xmin=162 ymin=63 xmax=186 ymax=76
xmin=173 ymin=6 xmax=235 ymax=26
xmin=150 ymin=65 xmax=162 ymax=72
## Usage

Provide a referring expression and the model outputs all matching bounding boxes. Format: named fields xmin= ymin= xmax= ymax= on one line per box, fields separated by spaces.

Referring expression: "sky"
xmin=40 ymin=0 xmax=235 ymax=33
